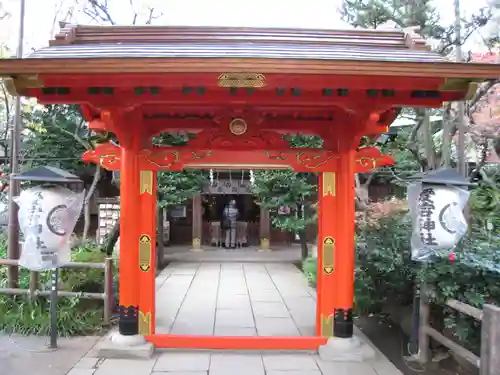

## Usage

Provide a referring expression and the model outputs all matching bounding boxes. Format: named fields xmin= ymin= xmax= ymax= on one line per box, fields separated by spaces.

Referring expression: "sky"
xmin=0 ymin=0 xmax=495 ymax=53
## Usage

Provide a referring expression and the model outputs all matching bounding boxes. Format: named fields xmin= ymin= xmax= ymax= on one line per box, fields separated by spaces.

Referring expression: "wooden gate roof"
xmin=1 ymin=24 xmax=500 ymax=129
xmin=33 ymin=25 xmax=443 ymax=63
xmin=0 ymin=25 xmax=498 ymax=79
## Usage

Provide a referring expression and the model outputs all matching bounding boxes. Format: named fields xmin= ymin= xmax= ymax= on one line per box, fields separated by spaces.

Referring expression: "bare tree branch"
xmin=437 ymin=26 xmax=480 ymax=55
xmin=50 ymin=0 xmax=67 ymax=37
xmin=0 ymin=1 xmax=10 ymax=21
xmin=1 ymin=82 xmax=10 ymax=130
xmin=128 ymin=0 xmax=138 ymax=25
xmin=442 ymin=76 xmax=498 ymax=166
xmin=0 ymin=81 xmax=12 ymax=164
xmin=145 ymin=6 xmax=163 ymax=24
xmin=83 ymin=0 xmax=116 ymax=25
xmin=467 ymin=79 xmax=500 ymax=116
xmin=77 ymin=0 xmax=163 ymax=26
xmin=437 ymin=7 xmax=492 ymax=56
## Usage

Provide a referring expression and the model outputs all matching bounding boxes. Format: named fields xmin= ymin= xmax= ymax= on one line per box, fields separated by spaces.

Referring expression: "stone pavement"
xmin=65 ymin=261 xmax=403 ymax=375
xmin=0 ymin=333 xmax=100 ymax=375
xmin=69 ymin=350 xmax=402 ymax=375
xmin=155 ymin=262 xmax=316 ymax=336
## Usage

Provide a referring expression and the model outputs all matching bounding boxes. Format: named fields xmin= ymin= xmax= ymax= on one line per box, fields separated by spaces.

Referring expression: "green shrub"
xmin=302 ymin=194 xmax=500 ymax=353
xmin=60 ymin=243 xmax=107 ymax=294
xmin=0 ymin=296 xmax=104 ymax=336
xmin=302 ymin=257 xmax=317 ymax=287
xmin=0 ymin=237 xmax=113 ymax=336
xmin=469 ymin=166 xmax=500 ymax=233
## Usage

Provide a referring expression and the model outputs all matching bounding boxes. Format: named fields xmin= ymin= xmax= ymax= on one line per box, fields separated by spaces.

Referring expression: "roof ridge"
xmin=49 ymin=24 xmax=414 ymax=48
xmin=403 ymin=26 xmax=430 ymax=51
xmin=51 ymin=23 xmax=78 ymax=46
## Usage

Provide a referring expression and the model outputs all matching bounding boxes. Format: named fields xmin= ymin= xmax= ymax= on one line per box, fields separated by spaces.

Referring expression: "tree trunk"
xmin=355 ymin=173 xmax=372 ymax=211
xmin=441 ymin=104 xmax=453 ymax=167
xmin=298 ymin=230 xmax=309 ymax=260
xmin=494 ymin=137 xmax=500 ymax=159
xmin=296 ymin=202 xmax=309 ymax=260
xmin=422 ymin=110 xmax=436 ymax=169
xmin=104 ymin=218 xmax=120 ymax=257
xmin=82 ymin=165 xmax=102 ymax=242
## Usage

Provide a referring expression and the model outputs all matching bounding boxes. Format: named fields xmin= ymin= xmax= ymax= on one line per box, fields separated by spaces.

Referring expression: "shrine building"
xmin=1 ymin=24 xmax=499 ymax=351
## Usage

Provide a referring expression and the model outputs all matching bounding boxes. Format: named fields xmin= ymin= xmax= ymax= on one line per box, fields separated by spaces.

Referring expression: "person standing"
xmin=222 ymin=199 xmax=239 ymax=249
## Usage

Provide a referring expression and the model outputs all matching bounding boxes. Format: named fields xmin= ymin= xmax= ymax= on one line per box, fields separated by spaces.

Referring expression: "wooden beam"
xmin=1 ymin=57 xmax=500 ymax=79
xmin=37 ymin=73 xmax=447 ymax=91
xmin=138 ymin=119 xmax=339 ymax=136
xmin=147 ymin=334 xmax=327 ymax=350
xmin=91 ymin=117 xmax=357 ymax=138
xmin=82 ymin=142 xmax=394 ymax=173
xmin=32 ymin=88 xmax=462 ymax=108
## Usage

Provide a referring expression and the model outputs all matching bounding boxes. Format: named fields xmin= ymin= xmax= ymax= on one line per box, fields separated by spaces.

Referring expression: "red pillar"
xmin=138 ymin=170 xmax=157 ymax=336
xmin=113 ymin=108 xmax=153 ymax=337
xmin=316 ymin=172 xmax=337 ymax=337
xmin=332 ymin=149 xmax=356 ymax=338
xmin=118 ymin=145 xmax=141 ymax=335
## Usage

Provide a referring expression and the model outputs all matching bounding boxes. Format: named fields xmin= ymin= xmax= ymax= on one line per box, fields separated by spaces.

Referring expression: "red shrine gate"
xmin=1 ymin=25 xmax=499 ymax=350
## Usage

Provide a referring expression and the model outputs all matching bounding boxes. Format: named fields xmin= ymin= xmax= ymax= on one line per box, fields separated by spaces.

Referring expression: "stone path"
xmin=155 ymin=262 xmax=316 ymax=336
xmin=65 ymin=261 xmax=403 ymax=375
xmin=69 ymin=350 xmax=402 ymax=375
xmin=0 ymin=334 xmax=100 ymax=375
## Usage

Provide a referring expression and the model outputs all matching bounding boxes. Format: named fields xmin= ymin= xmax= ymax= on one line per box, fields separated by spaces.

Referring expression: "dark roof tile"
xmin=28 ymin=25 xmax=444 ymax=63
xmin=29 ymin=42 xmax=446 ymax=62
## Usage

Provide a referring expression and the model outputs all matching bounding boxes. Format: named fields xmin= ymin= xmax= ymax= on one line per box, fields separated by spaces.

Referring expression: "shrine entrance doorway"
xmin=83 ymin=139 xmax=393 ymax=349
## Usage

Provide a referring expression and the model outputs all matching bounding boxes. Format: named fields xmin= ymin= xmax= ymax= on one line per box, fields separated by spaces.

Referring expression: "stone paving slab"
xmin=77 ymin=350 xmax=403 ymax=375
xmin=0 ymin=334 xmax=100 ymax=375
xmin=263 ymin=353 xmax=319 ymax=370
xmin=156 ymin=262 xmax=316 ymax=336
xmin=67 ymin=261 xmax=403 ymax=375
xmin=93 ymin=358 xmax=157 ymax=374
xmin=154 ymin=352 xmax=210 ymax=372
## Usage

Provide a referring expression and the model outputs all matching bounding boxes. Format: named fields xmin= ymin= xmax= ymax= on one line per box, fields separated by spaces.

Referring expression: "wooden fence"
xmin=0 ymin=258 xmax=114 ymax=325
xmin=419 ymin=285 xmax=500 ymax=375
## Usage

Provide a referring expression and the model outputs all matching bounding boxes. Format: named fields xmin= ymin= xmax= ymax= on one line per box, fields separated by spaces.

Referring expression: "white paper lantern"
xmin=15 ymin=185 xmax=84 ymax=271
xmin=416 ymin=185 xmax=467 ymax=250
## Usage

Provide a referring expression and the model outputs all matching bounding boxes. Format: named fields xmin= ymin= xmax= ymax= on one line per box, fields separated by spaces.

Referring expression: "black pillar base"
xmin=118 ymin=305 xmax=139 ymax=336
xmin=333 ymin=308 xmax=353 ymax=338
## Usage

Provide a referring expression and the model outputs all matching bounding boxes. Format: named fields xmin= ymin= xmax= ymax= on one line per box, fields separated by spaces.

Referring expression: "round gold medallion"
xmin=229 ymin=118 xmax=247 ymax=135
